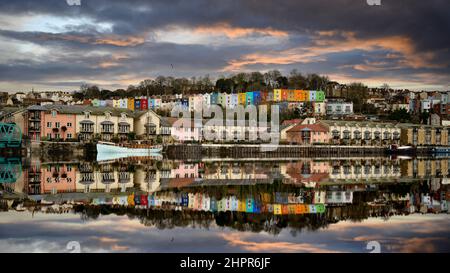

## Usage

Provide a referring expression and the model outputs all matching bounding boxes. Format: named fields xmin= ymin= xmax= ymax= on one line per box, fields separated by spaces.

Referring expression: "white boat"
xmin=96 ymin=142 xmax=163 ymax=161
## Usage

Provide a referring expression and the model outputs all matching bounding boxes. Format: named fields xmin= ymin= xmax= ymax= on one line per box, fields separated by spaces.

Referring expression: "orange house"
xmin=294 ymin=90 xmax=308 ymax=102
xmin=281 ymin=89 xmax=289 ymax=101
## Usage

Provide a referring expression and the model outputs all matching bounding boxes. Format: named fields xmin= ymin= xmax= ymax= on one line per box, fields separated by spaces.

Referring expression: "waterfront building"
xmin=400 ymin=124 xmax=449 ymax=146
xmin=286 ymin=123 xmax=329 ymax=144
xmin=319 ymin=120 xmax=401 ymax=146
xmin=133 ymin=109 xmax=162 ymax=139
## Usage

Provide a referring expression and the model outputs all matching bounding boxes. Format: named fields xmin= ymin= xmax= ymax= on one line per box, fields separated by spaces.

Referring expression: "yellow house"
xmin=113 ymin=99 xmax=120 ymax=108
xmin=238 ymin=93 xmax=246 ymax=105
xmin=400 ymin=125 xmax=449 ymax=146
xmin=273 ymin=89 xmax=282 ymax=102
xmin=127 ymin=98 xmax=135 ymax=111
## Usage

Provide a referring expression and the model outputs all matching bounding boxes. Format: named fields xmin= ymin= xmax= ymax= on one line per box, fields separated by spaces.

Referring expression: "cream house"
xmin=320 ymin=120 xmax=401 ymax=146
xmin=133 ymin=109 xmax=161 ymax=139
xmin=74 ymin=106 xmax=135 ymax=141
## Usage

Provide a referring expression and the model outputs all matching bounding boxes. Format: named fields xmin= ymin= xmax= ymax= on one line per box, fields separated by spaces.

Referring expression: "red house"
xmin=140 ymin=98 xmax=148 ymax=110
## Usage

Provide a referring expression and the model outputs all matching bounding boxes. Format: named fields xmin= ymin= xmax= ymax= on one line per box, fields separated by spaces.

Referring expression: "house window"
xmin=47 ymin=122 xmax=52 ymax=128
xmin=47 ymin=133 xmax=52 ymax=139
xmin=67 ymin=133 xmax=72 ymax=139
xmin=85 ymin=112 xmax=90 ymax=119
xmin=55 ymin=122 xmax=60 ymax=128
xmin=51 ymin=110 xmax=57 ymax=117
xmin=67 ymin=122 xmax=72 ymax=127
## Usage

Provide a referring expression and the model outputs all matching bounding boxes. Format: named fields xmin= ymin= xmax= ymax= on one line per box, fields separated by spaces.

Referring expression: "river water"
xmin=0 ymin=155 xmax=449 ymax=253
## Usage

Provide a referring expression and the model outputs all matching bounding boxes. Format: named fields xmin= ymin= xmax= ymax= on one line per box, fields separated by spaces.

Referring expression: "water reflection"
xmin=2 ymin=157 xmax=449 ymax=220
xmin=1 ymin=156 xmax=449 ymax=253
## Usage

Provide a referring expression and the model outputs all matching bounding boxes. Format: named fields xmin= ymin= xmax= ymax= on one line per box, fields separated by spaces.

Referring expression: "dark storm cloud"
xmin=0 ymin=0 xmax=449 ymax=90
xmin=1 ymin=0 xmax=448 ymax=50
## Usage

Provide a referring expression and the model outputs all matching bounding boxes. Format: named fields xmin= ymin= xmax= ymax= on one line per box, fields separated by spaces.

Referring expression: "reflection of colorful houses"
xmin=171 ymin=163 xmax=199 ymax=179
xmin=41 ymin=164 xmax=77 ymax=194
xmin=282 ymin=161 xmax=330 ymax=185
xmin=75 ymin=164 xmax=134 ymax=193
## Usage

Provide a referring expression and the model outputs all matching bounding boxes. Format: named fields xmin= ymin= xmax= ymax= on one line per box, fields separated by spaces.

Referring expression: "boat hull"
xmin=97 ymin=143 xmax=162 ymax=154
xmin=96 ymin=143 xmax=163 ymax=161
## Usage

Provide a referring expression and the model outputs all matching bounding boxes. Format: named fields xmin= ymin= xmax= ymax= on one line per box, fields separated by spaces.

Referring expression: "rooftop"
xmin=287 ymin=123 xmax=328 ymax=133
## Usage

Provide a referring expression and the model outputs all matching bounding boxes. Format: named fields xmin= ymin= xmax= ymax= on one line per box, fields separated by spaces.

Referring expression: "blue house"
xmin=253 ymin=91 xmax=261 ymax=105
xmin=134 ymin=99 xmax=141 ymax=110
xmin=246 ymin=92 xmax=254 ymax=105
xmin=210 ymin=92 xmax=219 ymax=105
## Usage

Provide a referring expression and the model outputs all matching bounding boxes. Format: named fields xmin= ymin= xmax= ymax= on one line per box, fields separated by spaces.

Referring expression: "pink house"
xmin=42 ymin=108 xmax=77 ymax=140
xmin=40 ymin=164 xmax=77 ymax=194
xmin=171 ymin=163 xmax=199 ymax=179
xmin=286 ymin=124 xmax=330 ymax=144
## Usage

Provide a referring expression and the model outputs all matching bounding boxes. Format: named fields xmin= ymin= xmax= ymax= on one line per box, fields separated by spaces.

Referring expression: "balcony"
xmin=118 ymin=122 xmax=130 ymax=134
xmin=80 ymin=120 xmax=94 ymax=133
xmin=101 ymin=121 xmax=114 ymax=134
xmin=80 ymin=127 xmax=94 ymax=133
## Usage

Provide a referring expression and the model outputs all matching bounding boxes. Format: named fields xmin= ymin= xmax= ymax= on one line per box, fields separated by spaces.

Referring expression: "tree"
xmin=346 ymin=83 xmax=369 ymax=113
xmin=388 ymin=109 xmax=411 ymax=122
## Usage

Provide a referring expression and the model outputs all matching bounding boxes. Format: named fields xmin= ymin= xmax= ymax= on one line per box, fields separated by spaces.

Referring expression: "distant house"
xmin=326 ymin=99 xmax=353 ymax=116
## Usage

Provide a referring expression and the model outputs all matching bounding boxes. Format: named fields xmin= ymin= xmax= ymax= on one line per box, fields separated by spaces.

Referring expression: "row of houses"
xmin=1 ymin=104 xmax=448 ymax=146
xmin=86 ymin=89 xmax=326 ymax=111
xmin=282 ymin=119 xmax=449 ymax=146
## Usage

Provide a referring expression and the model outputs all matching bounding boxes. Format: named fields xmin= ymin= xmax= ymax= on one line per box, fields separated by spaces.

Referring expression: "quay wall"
xmin=165 ymin=144 xmax=434 ymax=160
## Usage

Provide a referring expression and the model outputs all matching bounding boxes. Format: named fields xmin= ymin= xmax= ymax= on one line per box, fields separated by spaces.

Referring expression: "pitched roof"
xmin=26 ymin=104 xmax=136 ymax=117
xmin=286 ymin=123 xmax=328 ymax=133
xmin=282 ymin=119 xmax=303 ymax=126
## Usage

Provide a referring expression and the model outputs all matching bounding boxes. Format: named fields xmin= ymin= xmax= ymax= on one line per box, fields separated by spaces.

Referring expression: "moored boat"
xmin=387 ymin=144 xmax=415 ymax=155
xmin=97 ymin=141 xmax=163 ymax=154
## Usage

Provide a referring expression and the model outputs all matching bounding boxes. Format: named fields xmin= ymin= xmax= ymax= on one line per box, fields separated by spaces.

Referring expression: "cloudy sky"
xmin=0 ymin=0 xmax=449 ymax=92
xmin=1 ymin=211 xmax=449 ymax=253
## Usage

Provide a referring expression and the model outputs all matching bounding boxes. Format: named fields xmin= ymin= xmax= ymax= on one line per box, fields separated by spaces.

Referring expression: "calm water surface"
xmin=1 ymin=156 xmax=449 ymax=253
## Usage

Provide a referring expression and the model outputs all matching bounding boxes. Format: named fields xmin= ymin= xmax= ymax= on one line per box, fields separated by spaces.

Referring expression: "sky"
xmin=0 ymin=211 xmax=449 ymax=253
xmin=0 ymin=0 xmax=449 ymax=92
